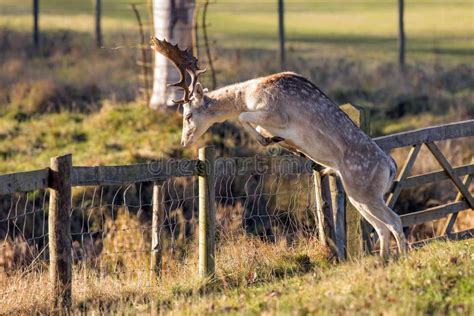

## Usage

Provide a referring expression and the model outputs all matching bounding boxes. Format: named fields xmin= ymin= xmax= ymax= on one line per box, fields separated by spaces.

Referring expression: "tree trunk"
xmin=150 ymin=0 xmax=195 ymax=109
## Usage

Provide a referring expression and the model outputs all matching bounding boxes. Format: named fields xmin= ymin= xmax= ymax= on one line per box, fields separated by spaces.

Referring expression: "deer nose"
xmin=181 ymin=139 xmax=186 ymax=147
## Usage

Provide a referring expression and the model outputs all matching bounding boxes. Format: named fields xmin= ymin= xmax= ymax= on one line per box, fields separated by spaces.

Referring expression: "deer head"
xmin=150 ymin=37 xmax=212 ymax=146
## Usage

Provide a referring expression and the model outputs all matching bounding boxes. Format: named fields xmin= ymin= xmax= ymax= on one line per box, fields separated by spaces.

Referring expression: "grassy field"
xmin=1 ymin=0 xmax=472 ymax=130
xmin=1 ymin=0 xmax=473 ymax=63
xmin=2 ymin=239 xmax=472 ymax=314
xmin=0 ymin=103 xmax=186 ymax=173
xmin=171 ymin=240 xmax=474 ymax=315
xmin=211 ymin=0 xmax=474 ymax=62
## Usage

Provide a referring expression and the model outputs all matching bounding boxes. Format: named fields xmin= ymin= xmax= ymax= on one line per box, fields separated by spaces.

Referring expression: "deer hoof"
xmin=258 ymin=137 xmax=271 ymax=146
xmin=259 ymin=136 xmax=284 ymax=146
xmin=271 ymin=136 xmax=285 ymax=143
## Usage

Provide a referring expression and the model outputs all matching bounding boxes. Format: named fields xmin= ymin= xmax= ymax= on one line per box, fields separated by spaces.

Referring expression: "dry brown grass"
xmin=0 ymin=29 xmax=138 ymax=115
xmin=2 ymin=238 xmax=471 ymax=314
xmin=0 ymin=229 xmax=328 ymax=314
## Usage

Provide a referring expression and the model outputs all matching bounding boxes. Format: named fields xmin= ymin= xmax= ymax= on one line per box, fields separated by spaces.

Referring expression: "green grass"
xmin=0 ymin=103 xmax=188 ymax=173
xmin=212 ymin=1 xmax=474 ymax=65
xmin=163 ymin=240 xmax=474 ymax=315
xmin=3 ymin=234 xmax=472 ymax=314
xmin=1 ymin=0 xmax=473 ymax=63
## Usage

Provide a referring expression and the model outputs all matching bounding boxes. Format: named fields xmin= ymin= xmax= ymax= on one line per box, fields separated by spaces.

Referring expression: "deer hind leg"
xmin=355 ymin=198 xmax=408 ymax=257
xmin=341 ymin=160 xmax=408 ymax=258
xmin=350 ymin=198 xmax=390 ymax=259
xmin=239 ymin=111 xmax=288 ymax=146
xmin=371 ymin=201 xmax=408 ymax=256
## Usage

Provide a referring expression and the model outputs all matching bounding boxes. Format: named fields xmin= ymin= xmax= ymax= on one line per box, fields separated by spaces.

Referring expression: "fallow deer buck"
xmin=151 ymin=37 xmax=408 ymax=258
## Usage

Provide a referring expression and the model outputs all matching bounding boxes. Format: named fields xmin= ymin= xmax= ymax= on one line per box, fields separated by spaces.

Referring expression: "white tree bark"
xmin=150 ymin=0 xmax=195 ymax=109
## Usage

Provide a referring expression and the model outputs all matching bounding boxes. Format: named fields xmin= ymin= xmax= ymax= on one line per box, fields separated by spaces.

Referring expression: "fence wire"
xmin=0 ymin=169 xmax=318 ymax=290
xmin=0 ymin=190 xmax=49 ymax=274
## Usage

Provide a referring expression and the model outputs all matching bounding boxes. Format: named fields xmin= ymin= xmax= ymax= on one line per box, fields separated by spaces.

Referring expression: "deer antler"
xmin=150 ymin=37 xmax=207 ymax=104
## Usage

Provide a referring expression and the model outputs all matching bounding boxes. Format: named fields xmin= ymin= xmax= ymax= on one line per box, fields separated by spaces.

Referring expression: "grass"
xmin=1 ymin=1 xmax=472 ymax=126
xmin=0 ymin=2 xmax=473 ymax=314
xmin=1 ymin=232 xmax=329 ymax=314
xmin=176 ymin=240 xmax=474 ymax=315
xmin=1 ymin=0 xmax=473 ymax=63
xmin=1 ymin=238 xmax=472 ymax=314
xmin=0 ymin=102 xmax=191 ymax=173
xmin=210 ymin=0 xmax=474 ymax=60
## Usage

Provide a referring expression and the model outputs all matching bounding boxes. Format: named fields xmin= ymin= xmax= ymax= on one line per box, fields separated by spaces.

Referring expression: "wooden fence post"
xmin=313 ymin=169 xmax=327 ymax=245
xmin=398 ymin=0 xmax=406 ymax=70
xmin=48 ymin=154 xmax=72 ymax=308
xmin=198 ymin=146 xmax=216 ymax=278
xmin=313 ymin=168 xmax=336 ymax=255
xmin=277 ymin=0 xmax=286 ymax=70
xmin=94 ymin=0 xmax=102 ymax=48
xmin=150 ymin=181 xmax=164 ymax=279
xmin=329 ymin=174 xmax=346 ymax=260
xmin=33 ymin=0 xmax=39 ymax=48
xmin=340 ymin=103 xmax=372 ymax=259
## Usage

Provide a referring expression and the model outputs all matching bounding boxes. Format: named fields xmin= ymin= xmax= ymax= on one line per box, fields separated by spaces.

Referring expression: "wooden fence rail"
xmin=373 ymin=119 xmax=474 ymax=151
xmin=0 ymin=168 xmax=49 ymax=195
xmin=1 ymin=148 xmax=471 ymax=196
xmin=0 ymin=114 xmax=473 ymax=309
xmin=1 ymin=120 xmax=472 ymax=194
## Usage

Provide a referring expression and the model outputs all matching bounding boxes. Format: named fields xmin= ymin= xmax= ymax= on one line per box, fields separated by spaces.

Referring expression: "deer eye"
xmin=185 ymin=113 xmax=193 ymax=122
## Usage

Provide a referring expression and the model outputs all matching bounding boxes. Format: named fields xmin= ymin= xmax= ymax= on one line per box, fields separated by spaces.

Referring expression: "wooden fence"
xmin=0 ymin=107 xmax=472 ymax=308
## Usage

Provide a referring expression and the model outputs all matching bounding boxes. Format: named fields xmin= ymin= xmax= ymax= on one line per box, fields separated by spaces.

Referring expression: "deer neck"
xmin=204 ymin=82 xmax=247 ymax=123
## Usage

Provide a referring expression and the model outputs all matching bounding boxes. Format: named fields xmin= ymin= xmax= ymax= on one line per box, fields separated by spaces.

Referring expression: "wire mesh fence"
xmin=0 ymin=189 xmax=49 ymax=274
xmin=0 ymin=166 xmax=326 ymax=314
xmin=0 ymin=158 xmax=320 ymax=300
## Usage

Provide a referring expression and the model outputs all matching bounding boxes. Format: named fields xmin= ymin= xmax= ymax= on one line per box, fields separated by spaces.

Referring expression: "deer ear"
xmin=194 ymin=82 xmax=205 ymax=102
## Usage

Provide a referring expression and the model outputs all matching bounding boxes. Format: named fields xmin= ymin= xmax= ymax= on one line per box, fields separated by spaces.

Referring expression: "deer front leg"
xmin=239 ymin=111 xmax=287 ymax=146
xmin=241 ymin=123 xmax=283 ymax=146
